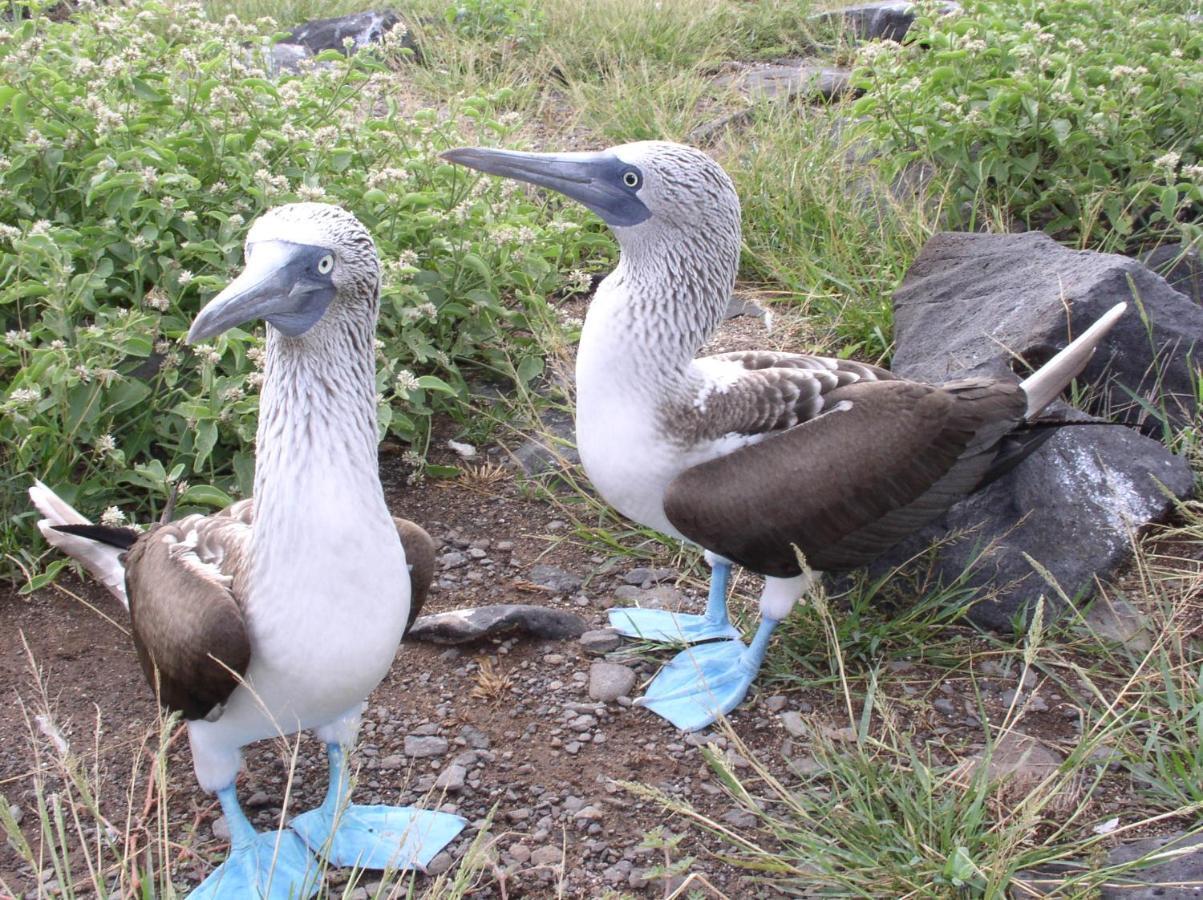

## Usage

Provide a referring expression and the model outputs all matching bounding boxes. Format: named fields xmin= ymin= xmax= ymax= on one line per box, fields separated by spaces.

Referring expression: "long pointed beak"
xmin=187 ymin=241 xmax=335 ymax=343
xmin=441 ymin=147 xmax=651 ymax=227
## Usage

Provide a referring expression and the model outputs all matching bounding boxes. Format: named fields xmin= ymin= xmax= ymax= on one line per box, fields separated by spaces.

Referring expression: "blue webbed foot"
xmin=635 ymin=618 xmax=779 ymax=732
xmin=607 ymin=607 xmax=741 ymax=643
xmin=608 ymin=558 xmax=739 ymax=644
xmin=291 ymin=802 xmax=466 ymax=870
xmin=290 ymin=744 xmax=465 ymax=871
xmin=190 ymin=788 xmax=319 ymax=899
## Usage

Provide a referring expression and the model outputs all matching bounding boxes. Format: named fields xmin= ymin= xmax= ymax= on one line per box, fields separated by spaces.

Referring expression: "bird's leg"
xmin=188 ymin=784 xmax=318 ymax=899
xmin=289 ymin=742 xmax=466 ymax=871
xmin=607 ymin=552 xmax=742 ymax=644
xmin=634 ymin=572 xmax=810 ymax=732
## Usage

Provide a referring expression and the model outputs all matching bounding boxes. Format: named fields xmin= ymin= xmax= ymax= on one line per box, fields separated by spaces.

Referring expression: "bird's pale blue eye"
xmin=317 ymin=254 xmax=334 ymax=274
xmin=622 ymin=170 xmax=641 ymax=189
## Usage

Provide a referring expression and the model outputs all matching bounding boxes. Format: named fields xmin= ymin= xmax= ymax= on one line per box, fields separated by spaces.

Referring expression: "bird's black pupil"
xmin=624 ymin=171 xmax=639 ymax=187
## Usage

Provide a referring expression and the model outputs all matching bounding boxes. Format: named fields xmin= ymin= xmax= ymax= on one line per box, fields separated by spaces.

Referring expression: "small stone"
xmin=380 ymin=753 xmax=405 ymax=769
xmin=508 ymin=842 xmax=531 ymax=863
xmin=722 ymin=808 xmax=757 ymax=829
xmin=580 ymin=628 xmax=623 ymax=655
xmin=765 ymin=694 xmax=788 ymax=713
xmin=212 ymin=815 xmax=231 ymax=841
xmin=933 ymin=698 xmax=957 ymax=716
xmin=529 ymin=565 xmax=582 ymax=594
xmin=1083 ymin=597 xmax=1154 ymax=653
xmin=460 ymin=724 xmax=490 ymax=749
xmin=246 ymin=791 xmax=271 ymax=807
xmin=623 ymin=567 xmax=675 ymax=586
xmin=780 ymin=711 xmax=807 ymax=737
xmin=589 ymin=662 xmax=637 ymax=702
xmin=405 ymin=735 xmax=449 ymax=758
xmin=440 ymin=551 xmax=467 ymax=569
xmin=958 ymin=732 xmax=1062 ymax=791
xmin=435 ymin=764 xmax=467 ymax=792
xmin=530 ymin=845 xmax=562 ymax=867
xmin=425 ymin=851 xmax=454 ymax=876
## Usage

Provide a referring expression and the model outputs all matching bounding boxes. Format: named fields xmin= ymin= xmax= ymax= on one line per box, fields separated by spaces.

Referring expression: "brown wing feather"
xmin=123 ymin=514 xmax=252 ymax=721
xmin=393 ymin=517 xmax=435 ymax=634
xmin=664 ymin=378 xmax=1027 ymax=576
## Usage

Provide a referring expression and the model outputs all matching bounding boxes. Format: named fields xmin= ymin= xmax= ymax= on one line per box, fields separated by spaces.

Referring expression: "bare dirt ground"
xmin=0 ymin=303 xmax=1171 ymax=899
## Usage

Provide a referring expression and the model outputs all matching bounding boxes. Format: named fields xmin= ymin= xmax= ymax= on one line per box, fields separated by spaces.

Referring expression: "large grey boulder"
xmin=894 ymin=231 xmax=1203 ymax=429
xmin=286 ymin=10 xmax=415 ymax=56
xmin=874 ymin=424 xmax=1192 ymax=630
xmin=810 ymin=1 xmax=961 ymax=43
xmin=883 ymin=232 xmax=1195 ymax=630
xmin=269 ymin=10 xmax=420 ymax=74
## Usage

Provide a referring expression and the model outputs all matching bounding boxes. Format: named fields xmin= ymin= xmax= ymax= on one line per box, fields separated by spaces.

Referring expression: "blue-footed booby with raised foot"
xmin=443 ymin=141 xmax=1128 ymax=733
xmin=30 ymin=203 xmax=464 ymax=897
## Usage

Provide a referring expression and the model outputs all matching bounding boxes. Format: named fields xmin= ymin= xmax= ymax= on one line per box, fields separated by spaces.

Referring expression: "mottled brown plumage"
xmin=664 ymin=378 xmax=1029 ymax=576
xmin=97 ymin=501 xmax=436 ymax=721
xmin=394 ymin=517 xmax=435 ymax=633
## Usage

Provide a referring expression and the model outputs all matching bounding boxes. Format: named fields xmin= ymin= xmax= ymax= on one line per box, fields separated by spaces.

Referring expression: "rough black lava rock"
xmin=893 ymin=231 xmax=1203 ymax=428
xmin=884 ymin=231 xmax=1195 ymax=629
xmin=809 ymin=0 xmax=961 ymax=43
xmin=270 ymin=10 xmax=420 ymax=74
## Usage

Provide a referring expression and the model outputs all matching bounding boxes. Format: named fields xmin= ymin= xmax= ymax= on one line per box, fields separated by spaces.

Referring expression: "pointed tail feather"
xmin=1019 ymin=302 xmax=1127 ymax=418
xmin=29 ymin=480 xmax=129 ymax=608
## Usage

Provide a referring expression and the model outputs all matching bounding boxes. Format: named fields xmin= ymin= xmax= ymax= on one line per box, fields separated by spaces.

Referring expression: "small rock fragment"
xmin=589 ymin=662 xmax=637 ymax=702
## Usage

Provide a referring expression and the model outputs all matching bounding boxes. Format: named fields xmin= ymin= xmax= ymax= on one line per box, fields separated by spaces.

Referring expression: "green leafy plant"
xmin=0 ymin=0 xmax=609 ymax=576
xmin=445 ymin=0 xmax=547 ymax=49
xmin=852 ymin=0 xmax=1203 ymax=251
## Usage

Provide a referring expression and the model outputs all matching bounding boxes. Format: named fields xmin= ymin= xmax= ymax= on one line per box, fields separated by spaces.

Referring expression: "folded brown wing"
xmin=123 ymin=515 xmax=252 ymax=721
xmin=393 ymin=517 xmax=435 ymax=634
xmin=664 ymin=378 xmax=1027 ymax=577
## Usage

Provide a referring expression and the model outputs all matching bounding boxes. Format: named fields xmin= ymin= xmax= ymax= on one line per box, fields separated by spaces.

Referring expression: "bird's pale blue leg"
xmin=189 ymin=785 xmax=318 ymax=899
xmin=607 ymin=552 xmax=741 ymax=643
xmin=635 ymin=617 xmax=780 ymax=732
xmin=289 ymin=744 xmax=466 ymax=871
xmin=633 ymin=571 xmax=812 ymax=732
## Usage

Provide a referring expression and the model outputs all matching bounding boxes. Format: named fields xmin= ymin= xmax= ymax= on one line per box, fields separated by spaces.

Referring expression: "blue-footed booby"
xmin=442 ymin=141 xmax=1127 ymax=732
xmin=29 ymin=203 xmax=464 ymax=897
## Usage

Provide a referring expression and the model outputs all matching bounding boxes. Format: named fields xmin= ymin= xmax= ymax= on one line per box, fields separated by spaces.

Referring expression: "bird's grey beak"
xmin=441 ymin=147 xmax=651 ymax=228
xmin=187 ymin=240 xmax=337 ymax=344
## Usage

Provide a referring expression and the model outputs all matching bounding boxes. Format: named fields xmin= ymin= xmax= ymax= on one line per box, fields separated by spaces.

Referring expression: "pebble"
xmin=933 ymin=698 xmax=957 ymax=716
xmin=530 ymin=845 xmax=563 ymax=867
xmin=440 ymin=551 xmax=467 ymax=569
xmin=460 ymin=724 xmax=490 ymax=749
xmin=509 ymin=842 xmax=531 ymax=863
xmin=580 ymin=628 xmax=623 ymax=654
xmin=425 ymin=850 xmax=454 ymax=876
xmin=435 ymin=764 xmax=467 ymax=792
xmin=246 ymin=791 xmax=270 ymax=807
xmin=380 ymin=754 xmax=405 ymax=769
xmin=212 ymin=815 xmax=230 ymax=841
xmin=405 ymin=735 xmax=449 ymax=758
xmin=722 ymin=808 xmax=757 ymax=829
xmin=589 ymin=662 xmax=637 ymax=702
xmin=765 ymin=694 xmax=788 ymax=712
xmin=529 ymin=564 xmax=582 ymax=593
xmin=623 ymin=566 xmax=675 ymax=586
xmin=780 ymin=711 xmax=807 ymax=737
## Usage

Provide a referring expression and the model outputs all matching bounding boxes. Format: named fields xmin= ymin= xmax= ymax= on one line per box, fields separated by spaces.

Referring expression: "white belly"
xmin=188 ymin=494 xmax=408 ymax=790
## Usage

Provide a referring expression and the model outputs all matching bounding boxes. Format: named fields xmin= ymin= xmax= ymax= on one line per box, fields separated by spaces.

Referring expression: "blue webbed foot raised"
xmin=190 ymin=786 xmax=319 ymax=899
xmin=290 ymin=745 xmax=466 ymax=871
xmin=607 ymin=558 xmax=739 ymax=644
xmin=636 ymin=618 xmax=779 ymax=732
